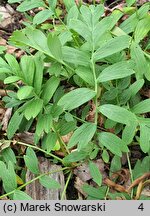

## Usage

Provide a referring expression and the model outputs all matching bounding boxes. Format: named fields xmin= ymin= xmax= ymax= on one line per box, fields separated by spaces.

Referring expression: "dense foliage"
xmin=0 ymin=0 xmax=150 ymax=200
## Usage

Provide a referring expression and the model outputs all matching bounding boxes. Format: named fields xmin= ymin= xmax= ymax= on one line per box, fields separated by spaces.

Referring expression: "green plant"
xmin=0 ymin=0 xmax=150 ymax=200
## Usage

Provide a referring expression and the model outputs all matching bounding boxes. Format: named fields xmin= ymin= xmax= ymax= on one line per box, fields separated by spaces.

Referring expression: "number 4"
xmin=138 ymin=203 xmax=144 ymax=211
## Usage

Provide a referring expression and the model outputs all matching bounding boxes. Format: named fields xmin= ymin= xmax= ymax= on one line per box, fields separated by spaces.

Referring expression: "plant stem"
xmin=16 ymin=141 xmax=63 ymax=163
xmin=65 ymin=111 xmax=107 ymax=131
xmin=91 ymin=56 xmax=98 ymax=125
xmin=127 ymin=152 xmax=134 ymax=199
xmin=0 ymin=167 xmax=69 ymax=200
xmin=52 ymin=123 xmax=70 ymax=155
xmin=61 ymin=171 xmax=72 ymax=200
xmin=105 ymin=186 xmax=110 ymax=200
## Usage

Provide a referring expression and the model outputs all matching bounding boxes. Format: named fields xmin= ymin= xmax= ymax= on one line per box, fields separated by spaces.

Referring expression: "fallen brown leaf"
xmin=127 ymin=172 xmax=150 ymax=192
xmin=104 ymin=178 xmax=127 ymax=193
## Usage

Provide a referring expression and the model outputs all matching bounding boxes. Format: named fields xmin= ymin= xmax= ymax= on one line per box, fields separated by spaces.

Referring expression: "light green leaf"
xmin=75 ymin=66 xmax=94 ymax=86
xmin=17 ymin=0 xmax=45 ymax=12
xmin=39 ymin=175 xmax=61 ymax=189
xmin=2 ymin=147 xmax=16 ymax=164
xmin=120 ymin=3 xmax=149 ymax=34
xmin=36 ymin=114 xmax=52 ymax=136
xmin=33 ymin=56 xmax=44 ymax=95
xmin=0 ymin=57 xmax=11 ymax=74
xmin=33 ymin=9 xmax=54 ymax=25
xmin=129 ymin=79 xmax=144 ymax=97
xmin=130 ymin=42 xmax=148 ymax=79
xmin=4 ymin=76 xmax=20 ymax=84
xmin=82 ymin=184 xmax=107 ymax=199
xmin=110 ymin=155 xmax=121 ymax=174
xmin=98 ymin=132 xmax=126 ymax=157
xmin=102 ymin=149 xmax=109 ymax=163
xmin=68 ymin=123 xmax=96 ymax=150
xmin=97 ymin=61 xmax=135 ymax=82
xmin=89 ymin=161 xmax=102 ymax=186
xmin=0 ymin=161 xmax=6 ymax=178
xmin=63 ymin=151 xmax=88 ymax=163
xmin=5 ymin=54 xmax=21 ymax=76
xmin=47 ymin=34 xmax=63 ymax=60
xmin=58 ymin=88 xmax=96 ymax=111
xmin=8 ymin=0 xmax=21 ymax=3
xmin=126 ymin=0 xmax=136 ymax=6
xmin=140 ymin=124 xmax=150 ymax=153
xmin=2 ymin=161 xmax=17 ymax=193
xmin=134 ymin=16 xmax=150 ymax=43
xmin=13 ymin=190 xmax=32 ymax=200
xmin=63 ymin=0 xmax=76 ymax=11
xmin=62 ymin=46 xmax=90 ymax=66
xmin=7 ymin=111 xmax=23 ymax=139
xmin=132 ymin=99 xmax=150 ymax=114
xmin=41 ymin=76 xmax=60 ymax=105
xmin=20 ymin=55 xmax=35 ymax=86
xmin=122 ymin=121 xmax=138 ymax=145
xmin=59 ymin=121 xmax=76 ymax=136
xmin=94 ymin=35 xmax=130 ymax=61
xmin=17 ymin=86 xmax=33 ymax=100
xmin=24 ymin=147 xmax=39 ymax=174
xmin=45 ymin=132 xmax=57 ymax=153
xmin=67 ymin=5 xmax=79 ymax=25
xmin=24 ymin=98 xmax=43 ymax=120
xmin=48 ymin=0 xmax=57 ymax=11
xmin=24 ymin=28 xmax=50 ymax=55
xmin=69 ymin=19 xmax=91 ymax=41
xmin=99 ymin=104 xmax=136 ymax=125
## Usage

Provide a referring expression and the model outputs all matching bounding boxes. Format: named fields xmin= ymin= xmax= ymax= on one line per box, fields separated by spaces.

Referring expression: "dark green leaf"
xmin=82 ymin=184 xmax=107 ymax=199
xmin=7 ymin=111 xmax=23 ymax=139
xmin=41 ymin=76 xmax=60 ymax=105
xmin=98 ymin=132 xmax=128 ymax=157
xmin=45 ymin=131 xmax=57 ymax=153
xmin=140 ymin=124 xmax=150 ymax=153
xmin=89 ymin=161 xmax=102 ymax=186
xmin=63 ymin=151 xmax=88 ymax=163
xmin=33 ymin=56 xmax=44 ymax=95
xmin=24 ymin=98 xmax=43 ymax=120
xmin=68 ymin=123 xmax=96 ymax=150
xmin=39 ymin=175 xmax=61 ymax=189
xmin=2 ymin=148 xmax=16 ymax=164
xmin=24 ymin=147 xmax=39 ymax=174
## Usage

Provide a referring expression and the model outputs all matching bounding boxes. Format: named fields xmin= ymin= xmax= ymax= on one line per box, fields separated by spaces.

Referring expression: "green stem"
xmin=16 ymin=141 xmax=63 ymax=163
xmin=56 ymin=14 xmax=80 ymax=47
xmin=105 ymin=187 xmax=110 ymax=200
xmin=91 ymin=56 xmax=98 ymax=125
xmin=65 ymin=112 xmax=107 ymax=131
xmin=52 ymin=123 xmax=70 ymax=155
xmin=61 ymin=171 xmax=72 ymax=200
xmin=127 ymin=152 xmax=134 ymax=199
xmin=0 ymin=167 xmax=69 ymax=200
